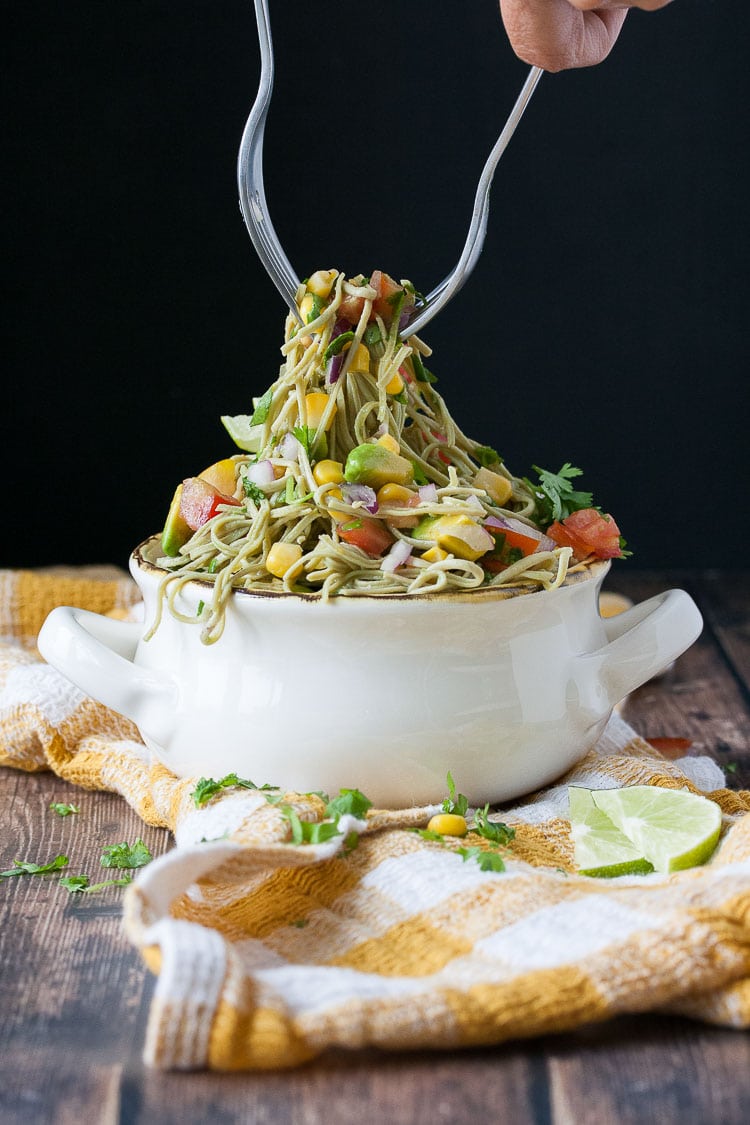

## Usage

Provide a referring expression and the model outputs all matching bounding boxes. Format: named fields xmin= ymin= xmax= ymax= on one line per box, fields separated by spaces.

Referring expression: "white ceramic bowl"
xmin=38 ymin=536 xmax=702 ymax=807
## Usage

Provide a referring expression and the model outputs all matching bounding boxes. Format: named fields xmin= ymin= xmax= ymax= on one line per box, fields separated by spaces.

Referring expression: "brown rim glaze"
xmin=131 ymin=535 xmax=609 ymax=605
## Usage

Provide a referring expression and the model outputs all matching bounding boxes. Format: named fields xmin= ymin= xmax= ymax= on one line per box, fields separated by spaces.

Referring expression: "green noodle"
xmin=149 ymin=271 xmax=574 ymax=643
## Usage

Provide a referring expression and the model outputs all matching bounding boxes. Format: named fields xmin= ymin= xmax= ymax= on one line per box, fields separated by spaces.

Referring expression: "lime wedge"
xmin=221 ymin=414 xmax=263 ymax=453
xmin=568 ymin=787 xmax=654 ymax=877
xmin=591 ymin=786 xmax=722 ymax=874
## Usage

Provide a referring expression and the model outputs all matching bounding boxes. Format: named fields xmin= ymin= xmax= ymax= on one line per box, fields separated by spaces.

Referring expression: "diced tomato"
xmin=483 ymin=526 xmax=541 ymax=572
xmin=646 ymin=737 xmax=693 ymax=758
xmin=338 ymin=294 xmax=366 ymax=325
xmin=179 ymin=477 xmax=240 ymax=531
xmin=338 ymin=517 xmax=395 ymax=557
xmin=547 ymin=508 xmax=623 ymax=560
xmin=370 ymin=270 xmax=405 ymax=322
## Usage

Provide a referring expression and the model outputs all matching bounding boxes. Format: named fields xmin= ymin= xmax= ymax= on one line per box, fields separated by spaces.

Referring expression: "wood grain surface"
xmin=1 ymin=570 xmax=748 ymax=1125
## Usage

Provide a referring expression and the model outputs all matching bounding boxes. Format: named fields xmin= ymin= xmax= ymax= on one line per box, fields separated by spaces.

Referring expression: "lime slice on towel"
xmin=569 ymin=787 xmax=654 ymax=877
xmin=590 ymin=786 xmax=722 ymax=874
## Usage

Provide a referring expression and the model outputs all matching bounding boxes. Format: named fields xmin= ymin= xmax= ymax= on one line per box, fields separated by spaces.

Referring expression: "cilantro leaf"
xmin=242 ymin=477 xmax=267 ymax=505
xmin=325 ymin=788 xmax=373 ymax=821
xmin=526 ymin=463 xmax=596 ymax=528
xmin=474 ymin=445 xmax=502 ymax=468
xmin=281 ymin=806 xmax=342 ymax=846
xmin=60 ymin=873 xmax=134 ymax=895
xmin=250 ymin=388 xmax=273 ymax=426
xmin=49 ymin=802 xmax=79 ymax=817
xmin=0 ymin=854 xmax=69 ymax=879
xmin=411 ymin=461 xmax=429 ymax=486
xmin=363 ymin=323 xmax=382 ymax=348
xmin=456 ymin=847 xmax=506 ymax=873
xmin=472 ymin=805 xmax=515 ymax=846
xmin=411 ymin=352 xmax=437 ymax=384
xmin=441 ymin=771 xmax=469 ymax=817
xmin=99 ymin=839 xmax=153 ymax=870
xmin=306 ymin=293 xmax=324 ymax=323
xmin=191 ymin=773 xmax=279 ymax=808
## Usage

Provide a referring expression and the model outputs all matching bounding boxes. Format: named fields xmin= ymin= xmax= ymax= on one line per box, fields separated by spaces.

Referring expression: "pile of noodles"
xmin=149 ymin=271 xmax=574 ymax=643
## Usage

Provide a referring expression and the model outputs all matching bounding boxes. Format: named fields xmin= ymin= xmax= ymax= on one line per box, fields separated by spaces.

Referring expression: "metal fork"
xmin=237 ymin=0 xmax=542 ymax=335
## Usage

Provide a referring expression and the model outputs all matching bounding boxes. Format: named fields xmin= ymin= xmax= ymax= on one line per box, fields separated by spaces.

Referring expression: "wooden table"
xmin=2 ymin=570 xmax=749 ymax=1124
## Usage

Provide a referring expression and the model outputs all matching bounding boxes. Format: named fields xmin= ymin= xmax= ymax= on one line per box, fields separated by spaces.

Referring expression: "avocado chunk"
xmin=413 ymin=513 xmax=494 ymax=562
xmin=344 ymin=443 xmax=414 ymax=490
xmin=161 ymin=484 xmax=193 ymax=557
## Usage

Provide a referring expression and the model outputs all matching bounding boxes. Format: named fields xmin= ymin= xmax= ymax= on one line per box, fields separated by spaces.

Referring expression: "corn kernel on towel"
xmin=2 ymin=567 xmax=750 ymax=1070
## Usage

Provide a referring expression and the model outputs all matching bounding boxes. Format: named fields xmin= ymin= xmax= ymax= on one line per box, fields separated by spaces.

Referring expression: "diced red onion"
xmin=246 ymin=459 xmax=275 ymax=486
xmin=538 ymin=534 xmax=557 ymax=552
xmin=381 ymin=539 xmax=412 ymax=572
xmin=341 ymin=483 xmax=378 ymax=513
xmin=418 ymin=483 xmax=438 ymax=503
xmin=278 ymin=432 xmax=301 ymax=461
xmin=327 ymin=353 xmax=345 ymax=385
xmin=483 ymin=515 xmax=543 ymax=541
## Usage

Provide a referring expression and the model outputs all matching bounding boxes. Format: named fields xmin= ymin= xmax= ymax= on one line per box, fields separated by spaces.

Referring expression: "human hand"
xmin=499 ymin=1 xmax=674 ymax=72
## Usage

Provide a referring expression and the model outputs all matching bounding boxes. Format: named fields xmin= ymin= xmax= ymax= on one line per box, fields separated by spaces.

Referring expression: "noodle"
xmin=150 ymin=270 xmax=576 ymax=643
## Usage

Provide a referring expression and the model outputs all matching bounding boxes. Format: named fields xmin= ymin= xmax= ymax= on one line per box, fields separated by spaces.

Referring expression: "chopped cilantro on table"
xmin=325 ymin=788 xmax=373 ymax=820
xmin=1 ymin=855 xmax=69 ymax=879
xmin=456 ymin=847 xmax=506 ymax=873
xmin=59 ymin=873 xmax=134 ymax=895
xmin=49 ymin=802 xmax=79 ymax=817
xmin=472 ymin=805 xmax=515 ymax=846
xmin=100 ymin=838 xmax=153 ymax=870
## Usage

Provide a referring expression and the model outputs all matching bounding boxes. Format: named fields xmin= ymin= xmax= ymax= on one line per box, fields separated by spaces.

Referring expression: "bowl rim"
xmin=132 ymin=535 xmax=610 ymax=606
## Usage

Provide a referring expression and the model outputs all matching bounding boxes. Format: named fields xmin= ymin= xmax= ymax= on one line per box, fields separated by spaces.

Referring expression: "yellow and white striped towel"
xmin=1 ymin=567 xmax=749 ymax=1070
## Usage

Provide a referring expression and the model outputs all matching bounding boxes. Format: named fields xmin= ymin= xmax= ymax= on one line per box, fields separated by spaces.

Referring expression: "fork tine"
xmin=406 ymin=65 xmax=542 ymax=338
xmin=238 ymin=0 xmax=302 ymax=321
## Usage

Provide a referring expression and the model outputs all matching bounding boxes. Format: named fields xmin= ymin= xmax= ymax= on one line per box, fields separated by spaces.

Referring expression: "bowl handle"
xmin=37 ymin=606 xmax=178 ymax=746
xmin=588 ymin=588 xmax=703 ymax=706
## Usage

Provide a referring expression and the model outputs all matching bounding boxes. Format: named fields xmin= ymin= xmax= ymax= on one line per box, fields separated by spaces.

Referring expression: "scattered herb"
xmin=242 ymin=477 xmax=267 ymax=505
xmin=474 ymin=445 xmax=502 ymax=468
xmin=324 ymin=331 xmax=354 ymax=360
xmin=363 ymin=323 xmax=382 ymax=348
xmin=191 ymin=773 xmax=279 ymax=808
xmin=282 ymin=806 xmax=342 ymax=846
xmin=411 ymin=828 xmax=446 ymax=843
xmin=725 ymin=762 xmax=739 ymax=775
xmin=49 ymin=802 xmax=79 ymax=818
xmin=325 ymin=788 xmax=373 ymax=821
xmin=1 ymin=855 xmax=69 ymax=879
xmin=100 ymin=839 xmax=153 ymax=870
xmin=250 ymin=387 xmax=273 ymax=426
xmin=441 ymin=771 xmax=469 ymax=817
xmin=59 ymin=873 xmax=133 ymax=894
xmin=196 ymin=600 xmax=205 ymax=617
xmin=290 ymin=918 xmax=308 ymax=928
xmin=473 ymin=805 xmax=515 ymax=846
xmin=525 ymin=463 xmax=595 ymax=527
xmin=456 ymin=847 xmax=506 ymax=873
xmin=411 ymin=352 xmax=438 ymax=384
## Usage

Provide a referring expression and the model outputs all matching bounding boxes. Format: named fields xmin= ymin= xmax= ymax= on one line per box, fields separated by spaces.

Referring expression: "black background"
xmin=4 ymin=1 xmax=748 ymax=569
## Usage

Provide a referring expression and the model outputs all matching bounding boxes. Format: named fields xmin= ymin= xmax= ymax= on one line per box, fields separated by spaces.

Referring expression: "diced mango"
xmin=376 ymin=433 xmax=400 ymax=455
xmin=376 ymin=483 xmax=414 ymax=507
xmin=474 ymin=466 xmax=513 ymax=507
xmin=304 ymin=392 xmax=337 ymax=431
xmin=199 ymin=458 xmax=237 ymax=497
xmin=385 ymin=369 xmax=404 ymax=395
xmin=306 ymin=270 xmax=337 ymax=299
xmin=326 ymin=488 xmax=349 ymax=523
xmin=421 ymin=545 xmax=448 ymax=564
xmin=349 ymin=343 xmax=370 ymax=374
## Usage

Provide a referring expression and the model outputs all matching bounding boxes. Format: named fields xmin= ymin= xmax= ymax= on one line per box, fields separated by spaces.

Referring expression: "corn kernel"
xmin=304 ymin=391 xmax=337 ymax=431
xmin=349 ymin=343 xmax=370 ymax=374
xmin=376 ymin=483 xmax=414 ymax=507
xmin=313 ymin=459 xmax=345 ymax=486
xmin=326 ymin=488 xmax=348 ymax=523
xmin=421 ymin=546 xmax=448 ymax=564
xmin=266 ymin=542 xmax=303 ymax=579
xmin=385 ymin=370 xmax=404 ymax=395
xmin=376 ymin=433 xmax=400 ymax=455
xmin=474 ymin=467 xmax=513 ymax=507
xmin=306 ymin=270 xmax=337 ymax=299
xmin=299 ymin=293 xmax=317 ymax=323
xmin=426 ymin=813 xmax=468 ymax=837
